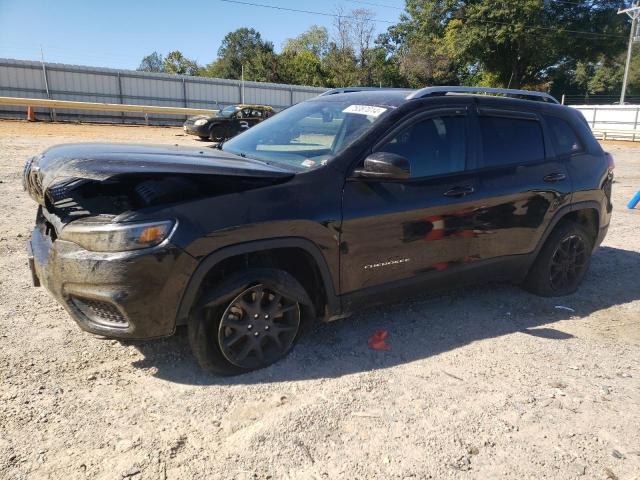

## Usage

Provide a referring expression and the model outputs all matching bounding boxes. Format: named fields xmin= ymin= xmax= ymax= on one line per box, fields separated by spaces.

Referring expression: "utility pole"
xmin=40 ymin=45 xmax=55 ymax=121
xmin=619 ymin=3 xmax=640 ymax=104
xmin=241 ymin=65 xmax=245 ymax=104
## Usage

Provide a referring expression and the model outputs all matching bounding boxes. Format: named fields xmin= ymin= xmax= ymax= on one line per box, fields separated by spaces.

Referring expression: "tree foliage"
xmin=205 ymin=28 xmax=277 ymax=82
xmin=163 ymin=51 xmax=201 ymax=76
xmin=383 ymin=0 xmax=627 ymax=90
xmin=136 ymin=1 xmax=640 ymax=100
xmin=137 ymin=52 xmax=164 ymax=73
xmin=282 ymin=26 xmax=329 ymax=57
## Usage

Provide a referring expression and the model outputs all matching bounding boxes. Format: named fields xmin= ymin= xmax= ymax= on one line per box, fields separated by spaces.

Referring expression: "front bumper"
xmin=183 ymin=123 xmax=209 ymax=137
xmin=28 ymin=217 xmax=198 ymax=339
xmin=595 ymin=223 xmax=609 ymax=249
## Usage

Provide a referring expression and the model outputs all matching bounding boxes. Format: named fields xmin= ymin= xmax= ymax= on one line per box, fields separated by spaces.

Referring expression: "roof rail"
xmin=319 ymin=87 xmax=403 ymax=96
xmin=406 ymin=86 xmax=559 ymax=104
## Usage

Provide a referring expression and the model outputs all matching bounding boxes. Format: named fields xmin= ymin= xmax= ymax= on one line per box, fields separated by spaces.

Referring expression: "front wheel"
xmin=188 ymin=268 xmax=312 ymax=375
xmin=523 ymin=221 xmax=594 ymax=297
xmin=209 ymin=125 xmax=226 ymax=143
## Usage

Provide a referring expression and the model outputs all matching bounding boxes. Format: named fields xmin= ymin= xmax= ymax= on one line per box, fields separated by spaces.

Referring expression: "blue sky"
xmin=0 ymin=0 xmax=405 ymax=70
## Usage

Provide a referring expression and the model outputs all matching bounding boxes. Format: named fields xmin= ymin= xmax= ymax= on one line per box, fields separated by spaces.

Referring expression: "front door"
xmin=340 ymin=107 xmax=479 ymax=297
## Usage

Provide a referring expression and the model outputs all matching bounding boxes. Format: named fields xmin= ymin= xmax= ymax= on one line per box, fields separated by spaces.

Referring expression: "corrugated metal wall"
xmin=0 ymin=58 xmax=327 ymax=124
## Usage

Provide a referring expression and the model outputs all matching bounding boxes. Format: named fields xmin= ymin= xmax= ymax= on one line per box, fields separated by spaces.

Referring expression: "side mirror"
xmin=353 ymin=152 xmax=411 ymax=180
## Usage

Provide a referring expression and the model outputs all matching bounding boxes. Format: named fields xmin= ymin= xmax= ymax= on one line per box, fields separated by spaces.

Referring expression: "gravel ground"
xmin=1 ymin=121 xmax=639 ymax=480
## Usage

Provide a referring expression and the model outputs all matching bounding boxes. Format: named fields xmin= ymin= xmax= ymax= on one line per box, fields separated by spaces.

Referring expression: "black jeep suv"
xmin=24 ymin=86 xmax=613 ymax=375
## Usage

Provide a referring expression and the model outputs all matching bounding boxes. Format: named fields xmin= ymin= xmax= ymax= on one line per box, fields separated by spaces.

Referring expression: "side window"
xmin=479 ymin=115 xmax=545 ymax=167
xmin=376 ymin=115 xmax=467 ymax=178
xmin=252 ymin=109 xmax=263 ymax=118
xmin=544 ymin=115 xmax=583 ymax=155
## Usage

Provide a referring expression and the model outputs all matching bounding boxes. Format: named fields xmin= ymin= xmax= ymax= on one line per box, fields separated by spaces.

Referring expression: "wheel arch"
xmin=524 ymin=201 xmax=601 ymax=273
xmin=176 ymin=237 xmax=340 ymax=325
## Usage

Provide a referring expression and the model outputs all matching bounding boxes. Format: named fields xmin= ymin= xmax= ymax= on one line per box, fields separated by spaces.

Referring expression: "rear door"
xmin=466 ymin=105 xmax=573 ymax=263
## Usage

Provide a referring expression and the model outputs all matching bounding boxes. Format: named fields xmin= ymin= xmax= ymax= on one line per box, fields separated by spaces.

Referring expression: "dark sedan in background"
xmin=183 ymin=104 xmax=275 ymax=142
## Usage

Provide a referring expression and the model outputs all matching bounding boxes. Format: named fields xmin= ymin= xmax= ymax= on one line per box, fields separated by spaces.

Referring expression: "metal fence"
xmin=571 ymin=104 xmax=640 ymax=140
xmin=0 ymin=58 xmax=327 ymax=125
xmin=563 ymin=95 xmax=640 ymax=105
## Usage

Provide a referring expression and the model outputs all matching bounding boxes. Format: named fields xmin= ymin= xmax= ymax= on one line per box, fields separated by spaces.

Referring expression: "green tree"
xmin=279 ymin=26 xmax=330 ymax=86
xmin=383 ymin=0 xmax=627 ymax=89
xmin=277 ymin=49 xmax=326 ymax=86
xmin=283 ymin=25 xmax=329 ymax=58
xmin=163 ymin=51 xmax=201 ymax=76
xmin=137 ymin=52 xmax=165 ymax=73
xmin=568 ymin=49 xmax=640 ymax=101
xmin=322 ymin=8 xmax=379 ymax=87
xmin=206 ymin=28 xmax=276 ymax=81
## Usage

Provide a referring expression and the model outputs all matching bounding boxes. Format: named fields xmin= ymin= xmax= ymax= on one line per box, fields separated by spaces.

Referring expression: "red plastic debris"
xmin=368 ymin=330 xmax=391 ymax=351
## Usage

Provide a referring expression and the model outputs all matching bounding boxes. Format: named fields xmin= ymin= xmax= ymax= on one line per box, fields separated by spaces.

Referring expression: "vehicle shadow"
xmin=130 ymin=246 xmax=640 ymax=385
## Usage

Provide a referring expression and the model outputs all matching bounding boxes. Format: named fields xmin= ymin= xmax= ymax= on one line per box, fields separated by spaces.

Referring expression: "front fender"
xmin=174 ymin=237 xmax=340 ymax=325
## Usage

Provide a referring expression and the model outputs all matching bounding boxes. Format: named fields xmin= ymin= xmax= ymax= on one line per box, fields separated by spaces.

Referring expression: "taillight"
xmin=605 ymin=152 xmax=615 ymax=171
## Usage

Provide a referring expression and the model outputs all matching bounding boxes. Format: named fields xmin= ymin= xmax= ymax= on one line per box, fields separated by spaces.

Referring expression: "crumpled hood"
xmin=24 ymin=143 xmax=293 ymax=205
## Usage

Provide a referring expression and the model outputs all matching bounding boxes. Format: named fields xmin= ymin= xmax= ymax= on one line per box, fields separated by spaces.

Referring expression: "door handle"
xmin=443 ymin=185 xmax=475 ymax=197
xmin=543 ymin=172 xmax=567 ymax=183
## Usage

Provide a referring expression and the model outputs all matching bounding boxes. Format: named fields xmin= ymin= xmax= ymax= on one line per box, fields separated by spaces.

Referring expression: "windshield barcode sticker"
xmin=342 ymin=105 xmax=387 ymax=117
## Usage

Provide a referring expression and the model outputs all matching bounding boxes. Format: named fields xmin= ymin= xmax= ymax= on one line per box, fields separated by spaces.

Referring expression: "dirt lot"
xmin=1 ymin=121 xmax=639 ymax=480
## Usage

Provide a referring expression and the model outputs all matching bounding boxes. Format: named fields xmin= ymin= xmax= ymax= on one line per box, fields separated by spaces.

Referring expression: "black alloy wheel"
xmin=217 ymin=284 xmax=300 ymax=369
xmin=523 ymin=220 xmax=594 ymax=297
xmin=549 ymin=234 xmax=588 ymax=291
xmin=188 ymin=268 xmax=311 ymax=375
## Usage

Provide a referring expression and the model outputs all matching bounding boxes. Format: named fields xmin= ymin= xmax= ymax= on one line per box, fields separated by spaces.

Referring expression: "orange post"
xmin=27 ymin=106 xmax=36 ymax=122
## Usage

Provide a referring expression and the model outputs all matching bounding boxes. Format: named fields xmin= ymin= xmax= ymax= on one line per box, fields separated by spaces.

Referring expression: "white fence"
xmin=0 ymin=58 xmax=327 ymax=125
xmin=571 ymin=105 xmax=640 ymax=141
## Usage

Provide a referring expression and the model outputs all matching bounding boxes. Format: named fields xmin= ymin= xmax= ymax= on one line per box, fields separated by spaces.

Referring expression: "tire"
xmin=523 ymin=220 xmax=594 ymax=297
xmin=198 ymin=136 xmax=209 ymax=141
xmin=209 ymin=125 xmax=225 ymax=143
xmin=188 ymin=268 xmax=314 ymax=375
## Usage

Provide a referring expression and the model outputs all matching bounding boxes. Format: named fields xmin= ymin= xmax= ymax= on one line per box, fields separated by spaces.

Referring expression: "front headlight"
xmin=194 ymin=118 xmax=208 ymax=126
xmin=59 ymin=220 xmax=175 ymax=252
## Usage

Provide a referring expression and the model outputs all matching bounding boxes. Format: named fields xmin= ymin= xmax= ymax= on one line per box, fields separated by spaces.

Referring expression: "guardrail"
xmin=0 ymin=96 xmax=216 ymax=124
xmin=592 ymin=128 xmax=640 ymax=141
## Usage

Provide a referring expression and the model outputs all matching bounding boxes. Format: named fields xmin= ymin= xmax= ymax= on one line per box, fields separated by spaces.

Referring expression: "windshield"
xmin=222 ymin=100 xmax=390 ymax=171
xmin=217 ymin=105 xmax=238 ymax=118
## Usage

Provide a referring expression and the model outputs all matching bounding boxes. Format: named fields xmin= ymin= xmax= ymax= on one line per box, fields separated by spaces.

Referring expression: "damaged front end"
xmin=23 ymin=143 xmax=294 ymax=339
xmin=23 ymin=143 xmax=293 ymax=227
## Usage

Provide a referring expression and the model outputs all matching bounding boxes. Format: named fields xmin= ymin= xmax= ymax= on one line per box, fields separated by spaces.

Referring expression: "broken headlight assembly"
xmin=59 ymin=220 xmax=175 ymax=252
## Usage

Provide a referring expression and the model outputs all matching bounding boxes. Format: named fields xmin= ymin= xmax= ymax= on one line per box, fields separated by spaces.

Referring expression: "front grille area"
xmin=69 ymin=296 xmax=129 ymax=329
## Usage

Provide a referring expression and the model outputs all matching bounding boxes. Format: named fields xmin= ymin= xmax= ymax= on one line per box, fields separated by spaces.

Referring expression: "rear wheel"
xmin=523 ymin=221 xmax=594 ymax=296
xmin=188 ymin=268 xmax=311 ymax=375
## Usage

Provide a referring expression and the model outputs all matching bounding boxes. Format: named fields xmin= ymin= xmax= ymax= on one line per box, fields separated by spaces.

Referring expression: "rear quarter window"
xmin=479 ymin=115 xmax=545 ymax=167
xmin=544 ymin=115 xmax=584 ymax=155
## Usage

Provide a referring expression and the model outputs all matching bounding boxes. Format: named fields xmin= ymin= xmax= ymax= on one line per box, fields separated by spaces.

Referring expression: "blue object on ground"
xmin=628 ymin=191 xmax=640 ymax=209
